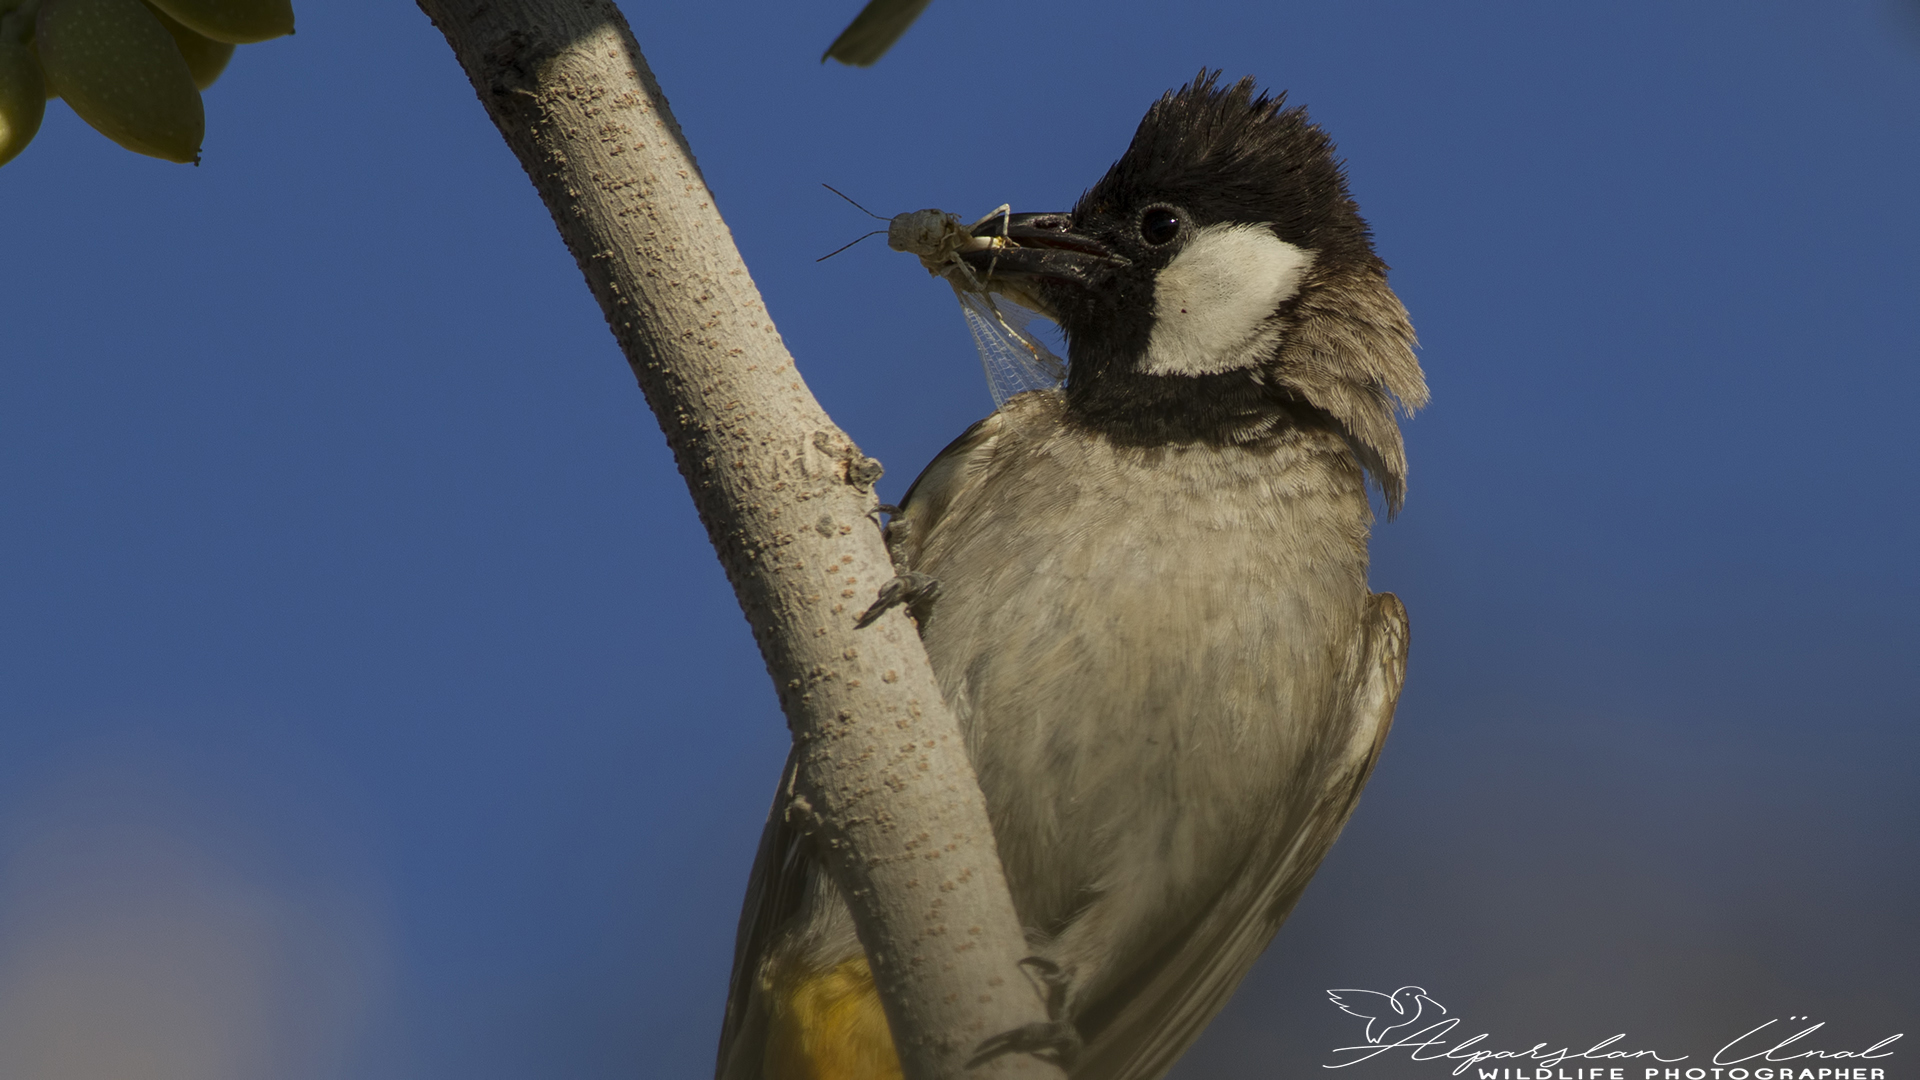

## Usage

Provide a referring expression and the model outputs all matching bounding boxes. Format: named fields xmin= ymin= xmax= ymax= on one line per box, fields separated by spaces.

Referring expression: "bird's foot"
xmin=1019 ymin=956 xmax=1073 ymax=1016
xmin=966 ymin=1019 xmax=1083 ymax=1072
xmin=965 ymin=957 xmax=1082 ymax=1071
xmin=878 ymin=512 xmax=915 ymax=575
xmin=854 ymin=572 xmax=940 ymax=628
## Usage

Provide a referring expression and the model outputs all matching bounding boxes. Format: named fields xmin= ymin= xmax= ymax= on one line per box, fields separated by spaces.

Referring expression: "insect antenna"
xmin=815 ymin=230 xmax=886 ymax=262
xmin=821 ymin=184 xmax=889 ymax=221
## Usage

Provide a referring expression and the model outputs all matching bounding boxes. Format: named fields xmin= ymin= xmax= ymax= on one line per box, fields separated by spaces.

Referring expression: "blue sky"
xmin=1 ymin=1 xmax=1916 ymax=1077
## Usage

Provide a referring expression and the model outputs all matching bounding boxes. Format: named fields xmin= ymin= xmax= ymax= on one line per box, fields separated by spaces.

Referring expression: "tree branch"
xmin=413 ymin=2 xmax=1062 ymax=1076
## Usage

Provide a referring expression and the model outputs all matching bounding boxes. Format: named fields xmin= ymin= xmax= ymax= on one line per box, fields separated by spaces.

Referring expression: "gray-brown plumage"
xmin=718 ymin=71 xmax=1428 ymax=1080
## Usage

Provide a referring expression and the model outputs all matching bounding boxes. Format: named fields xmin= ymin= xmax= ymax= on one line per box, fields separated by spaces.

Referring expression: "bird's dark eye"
xmin=1139 ymin=206 xmax=1180 ymax=246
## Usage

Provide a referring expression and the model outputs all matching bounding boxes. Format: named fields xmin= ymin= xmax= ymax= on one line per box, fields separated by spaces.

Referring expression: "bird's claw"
xmin=965 ymin=1019 xmax=1083 ymax=1071
xmin=854 ymin=572 xmax=939 ymax=628
xmin=965 ymin=956 xmax=1082 ymax=1070
xmin=1019 ymin=956 xmax=1071 ymax=1006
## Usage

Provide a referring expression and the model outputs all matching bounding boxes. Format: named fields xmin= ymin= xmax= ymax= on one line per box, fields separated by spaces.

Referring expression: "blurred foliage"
xmin=0 ymin=0 xmax=289 ymax=167
xmin=823 ymin=0 xmax=931 ymax=66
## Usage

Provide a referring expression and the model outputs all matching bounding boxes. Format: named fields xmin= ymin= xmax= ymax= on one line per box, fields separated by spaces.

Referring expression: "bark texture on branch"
xmin=414 ymin=2 xmax=1062 ymax=1077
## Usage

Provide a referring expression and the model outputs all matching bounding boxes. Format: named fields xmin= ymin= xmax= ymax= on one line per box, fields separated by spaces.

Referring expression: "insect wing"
xmin=954 ymin=287 xmax=1066 ymax=408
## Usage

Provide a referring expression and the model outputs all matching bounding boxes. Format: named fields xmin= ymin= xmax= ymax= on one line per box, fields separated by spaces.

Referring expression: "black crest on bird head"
xmin=1058 ymin=71 xmax=1427 ymax=514
xmin=1075 ymin=71 xmax=1377 ymax=274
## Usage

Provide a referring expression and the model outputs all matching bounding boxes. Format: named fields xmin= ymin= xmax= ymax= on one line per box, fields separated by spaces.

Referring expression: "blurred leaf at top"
xmin=824 ymin=0 xmax=933 ymax=66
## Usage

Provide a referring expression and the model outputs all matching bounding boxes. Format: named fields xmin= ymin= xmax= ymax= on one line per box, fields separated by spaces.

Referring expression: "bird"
xmin=715 ymin=70 xmax=1428 ymax=1080
xmin=1328 ymin=986 xmax=1448 ymax=1044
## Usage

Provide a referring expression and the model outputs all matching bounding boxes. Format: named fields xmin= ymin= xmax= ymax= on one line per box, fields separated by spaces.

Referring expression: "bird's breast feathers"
xmin=900 ymin=390 xmax=1380 ymax=941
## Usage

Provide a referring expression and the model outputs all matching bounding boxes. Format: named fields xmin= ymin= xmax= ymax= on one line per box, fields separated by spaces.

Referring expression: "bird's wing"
xmin=1070 ymin=592 xmax=1410 ymax=1080
xmin=1328 ymin=987 xmax=1401 ymax=1044
xmin=714 ymin=752 xmax=811 ymax=1080
xmin=1326 ymin=988 xmax=1394 ymax=1021
xmin=895 ymin=409 xmax=1009 ymax=541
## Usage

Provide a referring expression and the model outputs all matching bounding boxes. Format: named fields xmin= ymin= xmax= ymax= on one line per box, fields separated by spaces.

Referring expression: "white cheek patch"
xmin=1141 ymin=224 xmax=1314 ymax=376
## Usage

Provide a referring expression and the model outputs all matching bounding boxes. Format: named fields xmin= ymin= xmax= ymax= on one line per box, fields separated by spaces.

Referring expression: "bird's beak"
xmin=959 ymin=213 xmax=1125 ymax=310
